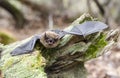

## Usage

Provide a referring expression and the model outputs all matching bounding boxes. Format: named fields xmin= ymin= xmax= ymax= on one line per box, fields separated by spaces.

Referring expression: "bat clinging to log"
xmin=10 ymin=21 xmax=108 ymax=56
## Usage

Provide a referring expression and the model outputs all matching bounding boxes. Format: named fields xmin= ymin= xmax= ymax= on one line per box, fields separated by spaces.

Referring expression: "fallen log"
xmin=0 ymin=13 xmax=118 ymax=78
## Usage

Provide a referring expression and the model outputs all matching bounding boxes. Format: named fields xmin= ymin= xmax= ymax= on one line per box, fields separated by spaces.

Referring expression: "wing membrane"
xmin=10 ymin=35 xmax=40 ymax=56
xmin=66 ymin=21 xmax=108 ymax=36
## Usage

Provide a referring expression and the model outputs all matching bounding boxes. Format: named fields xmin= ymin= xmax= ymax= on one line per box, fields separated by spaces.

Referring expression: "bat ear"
xmin=44 ymin=32 xmax=49 ymax=39
xmin=10 ymin=35 xmax=40 ymax=56
xmin=44 ymin=32 xmax=47 ymax=38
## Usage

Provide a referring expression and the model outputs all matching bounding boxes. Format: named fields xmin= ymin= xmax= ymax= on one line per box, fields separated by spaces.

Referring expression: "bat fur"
xmin=40 ymin=31 xmax=60 ymax=48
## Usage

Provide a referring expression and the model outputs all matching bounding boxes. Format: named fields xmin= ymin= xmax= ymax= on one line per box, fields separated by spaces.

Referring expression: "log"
xmin=0 ymin=13 xmax=117 ymax=78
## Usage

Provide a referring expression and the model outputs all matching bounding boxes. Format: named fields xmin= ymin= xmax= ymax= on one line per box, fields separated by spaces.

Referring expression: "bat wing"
xmin=66 ymin=21 xmax=108 ymax=36
xmin=52 ymin=21 xmax=108 ymax=37
xmin=10 ymin=35 xmax=40 ymax=56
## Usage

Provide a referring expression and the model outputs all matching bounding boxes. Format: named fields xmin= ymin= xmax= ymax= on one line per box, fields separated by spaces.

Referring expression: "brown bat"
xmin=10 ymin=21 xmax=108 ymax=56
xmin=40 ymin=31 xmax=61 ymax=48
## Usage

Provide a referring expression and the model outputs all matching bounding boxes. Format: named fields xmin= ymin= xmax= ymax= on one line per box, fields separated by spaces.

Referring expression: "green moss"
xmin=79 ymin=16 xmax=93 ymax=24
xmin=0 ymin=51 xmax=47 ymax=78
xmin=0 ymin=32 xmax=16 ymax=45
xmin=85 ymin=33 xmax=107 ymax=60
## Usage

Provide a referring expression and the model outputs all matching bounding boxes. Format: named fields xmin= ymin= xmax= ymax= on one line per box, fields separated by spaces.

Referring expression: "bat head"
xmin=40 ymin=31 xmax=60 ymax=48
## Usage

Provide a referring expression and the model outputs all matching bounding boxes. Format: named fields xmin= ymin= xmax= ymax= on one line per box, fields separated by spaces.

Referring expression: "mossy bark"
xmin=0 ymin=13 xmax=111 ymax=78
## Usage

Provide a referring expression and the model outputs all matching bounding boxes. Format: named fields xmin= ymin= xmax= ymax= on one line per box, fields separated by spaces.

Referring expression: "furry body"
xmin=40 ymin=31 xmax=60 ymax=48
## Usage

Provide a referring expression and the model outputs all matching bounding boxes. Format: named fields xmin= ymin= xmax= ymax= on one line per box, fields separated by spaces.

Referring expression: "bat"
xmin=10 ymin=21 xmax=108 ymax=56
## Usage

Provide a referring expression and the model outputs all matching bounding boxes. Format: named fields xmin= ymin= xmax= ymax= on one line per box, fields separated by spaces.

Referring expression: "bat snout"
xmin=47 ymin=39 xmax=55 ymax=45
